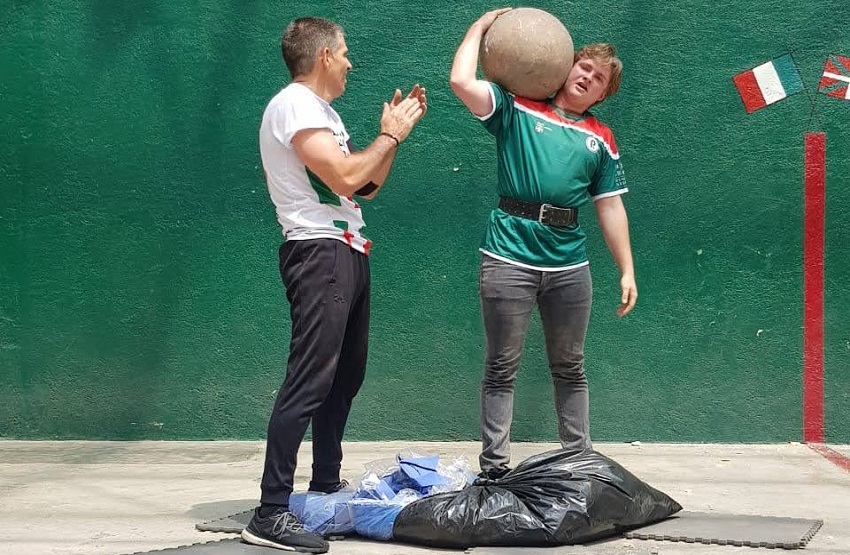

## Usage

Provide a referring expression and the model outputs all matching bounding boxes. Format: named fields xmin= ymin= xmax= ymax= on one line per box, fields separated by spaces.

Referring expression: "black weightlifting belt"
xmin=498 ymin=196 xmax=578 ymax=227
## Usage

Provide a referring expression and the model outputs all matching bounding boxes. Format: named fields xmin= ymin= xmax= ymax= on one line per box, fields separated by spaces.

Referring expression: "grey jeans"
xmin=479 ymin=255 xmax=593 ymax=472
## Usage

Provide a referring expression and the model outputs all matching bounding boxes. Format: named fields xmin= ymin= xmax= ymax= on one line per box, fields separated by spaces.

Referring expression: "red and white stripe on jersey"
xmin=513 ymin=97 xmax=620 ymax=160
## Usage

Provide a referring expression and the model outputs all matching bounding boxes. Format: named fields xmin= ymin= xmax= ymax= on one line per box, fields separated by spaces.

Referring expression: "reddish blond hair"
xmin=575 ymin=43 xmax=623 ymax=98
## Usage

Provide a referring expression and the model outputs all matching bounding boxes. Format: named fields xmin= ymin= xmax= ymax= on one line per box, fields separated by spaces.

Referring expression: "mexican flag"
xmin=819 ymin=54 xmax=850 ymax=101
xmin=733 ymin=54 xmax=805 ymax=114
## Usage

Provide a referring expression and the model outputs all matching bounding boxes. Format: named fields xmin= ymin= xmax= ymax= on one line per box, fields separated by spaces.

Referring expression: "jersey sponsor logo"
xmin=585 ymin=136 xmax=600 ymax=153
xmin=534 ymin=121 xmax=552 ymax=133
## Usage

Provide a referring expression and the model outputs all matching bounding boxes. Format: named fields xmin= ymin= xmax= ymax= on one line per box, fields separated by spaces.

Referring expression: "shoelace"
xmin=271 ymin=511 xmax=304 ymax=534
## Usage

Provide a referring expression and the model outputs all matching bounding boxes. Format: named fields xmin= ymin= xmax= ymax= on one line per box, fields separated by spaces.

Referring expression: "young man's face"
xmin=561 ymin=57 xmax=611 ymax=110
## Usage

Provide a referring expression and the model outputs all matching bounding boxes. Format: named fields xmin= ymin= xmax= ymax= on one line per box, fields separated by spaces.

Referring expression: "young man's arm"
xmin=293 ymin=95 xmax=425 ymax=197
xmin=449 ymin=9 xmax=511 ymax=117
xmin=594 ymin=194 xmax=637 ymax=316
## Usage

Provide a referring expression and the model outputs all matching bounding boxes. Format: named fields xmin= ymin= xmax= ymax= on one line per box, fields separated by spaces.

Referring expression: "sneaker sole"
xmin=241 ymin=528 xmax=328 ymax=553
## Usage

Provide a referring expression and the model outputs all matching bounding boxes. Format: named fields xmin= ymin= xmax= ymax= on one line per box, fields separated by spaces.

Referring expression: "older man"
xmin=242 ymin=17 xmax=426 ymax=553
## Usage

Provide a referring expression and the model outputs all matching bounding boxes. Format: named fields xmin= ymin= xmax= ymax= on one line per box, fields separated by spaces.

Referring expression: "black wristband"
xmin=355 ymin=182 xmax=379 ymax=196
xmin=379 ymin=132 xmax=400 ymax=147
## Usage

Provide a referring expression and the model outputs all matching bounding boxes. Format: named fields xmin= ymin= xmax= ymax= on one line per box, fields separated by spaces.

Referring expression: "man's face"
xmin=561 ymin=57 xmax=611 ymax=109
xmin=327 ymin=35 xmax=352 ymax=98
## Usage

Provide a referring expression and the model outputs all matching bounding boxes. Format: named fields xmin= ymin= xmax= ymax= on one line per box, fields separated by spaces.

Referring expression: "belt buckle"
xmin=538 ymin=203 xmax=551 ymax=224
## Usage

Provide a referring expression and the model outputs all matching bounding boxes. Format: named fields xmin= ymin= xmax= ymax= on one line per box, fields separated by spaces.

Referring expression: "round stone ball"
xmin=480 ymin=8 xmax=574 ymax=100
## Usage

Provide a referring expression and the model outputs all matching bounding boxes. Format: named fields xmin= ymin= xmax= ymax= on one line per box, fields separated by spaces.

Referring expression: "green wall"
xmin=1 ymin=1 xmax=848 ymax=442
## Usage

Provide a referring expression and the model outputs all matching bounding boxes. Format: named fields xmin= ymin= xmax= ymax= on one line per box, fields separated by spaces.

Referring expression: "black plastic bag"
xmin=392 ymin=448 xmax=682 ymax=548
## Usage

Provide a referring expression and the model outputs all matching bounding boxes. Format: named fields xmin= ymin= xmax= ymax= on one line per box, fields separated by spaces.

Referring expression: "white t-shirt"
xmin=259 ymin=82 xmax=372 ymax=254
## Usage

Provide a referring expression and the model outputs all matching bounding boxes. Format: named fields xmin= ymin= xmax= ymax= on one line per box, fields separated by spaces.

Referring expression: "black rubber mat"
xmin=195 ymin=510 xmax=253 ymax=534
xmin=126 ymin=537 xmax=466 ymax=554
xmin=124 ymin=538 xmax=278 ymax=554
xmin=191 ymin=510 xmax=823 ymax=552
xmin=623 ymin=511 xmax=823 ymax=549
xmin=469 ymin=546 xmax=652 ymax=555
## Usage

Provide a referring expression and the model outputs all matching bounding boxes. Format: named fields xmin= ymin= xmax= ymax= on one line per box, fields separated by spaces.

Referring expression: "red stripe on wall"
xmin=732 ymin=71 xmax=767 ymax=113
xmin=803 ymin=132 xmax=826 ymax=443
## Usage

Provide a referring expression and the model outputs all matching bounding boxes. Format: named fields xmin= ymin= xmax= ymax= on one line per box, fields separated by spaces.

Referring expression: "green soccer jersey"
xmin=478 ymin=82 xmax=628 ymax=270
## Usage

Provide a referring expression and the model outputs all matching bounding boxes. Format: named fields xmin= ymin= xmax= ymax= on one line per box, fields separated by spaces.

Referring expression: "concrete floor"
xmin=1 ymin=441 xmax=849 ymax=555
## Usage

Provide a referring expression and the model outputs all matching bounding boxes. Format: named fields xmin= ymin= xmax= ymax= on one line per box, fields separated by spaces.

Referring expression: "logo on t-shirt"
xmin=585 ymin=136 xmax=600 ymax=153
xmin=334 ymin=130 xmax=349 ymax=154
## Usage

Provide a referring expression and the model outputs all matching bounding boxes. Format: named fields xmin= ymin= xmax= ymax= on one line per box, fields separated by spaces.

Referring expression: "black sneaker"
xmin=241 ymin=507 xmax=329 ymax=553
xmin=308 ymin=478 xmax=350 ymax=494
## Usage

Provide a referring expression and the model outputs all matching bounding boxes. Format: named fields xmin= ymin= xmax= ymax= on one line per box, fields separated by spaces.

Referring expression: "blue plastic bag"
xmin=346 ymin=451 xmax=477 ymax=540
xmin=289 ymin=490 xmax=355 ymax=536
xmin=348 ymin=489 xmax=422 ymax=540
xmin=353 ymin=472 xmax=397 ymax=500
xmin=397 ymin=454 xmax=448 ymax=493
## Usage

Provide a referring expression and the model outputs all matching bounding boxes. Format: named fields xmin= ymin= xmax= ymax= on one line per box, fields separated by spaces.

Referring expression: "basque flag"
xmin=733 ymin=54 xmax=805 ymax=113
xmin=819 ymin=54 xmax=850 ymax=101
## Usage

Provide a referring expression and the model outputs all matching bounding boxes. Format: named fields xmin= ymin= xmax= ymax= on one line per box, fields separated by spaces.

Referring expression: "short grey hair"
xmin=281 ymin=17 xmax=344 ymax=78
